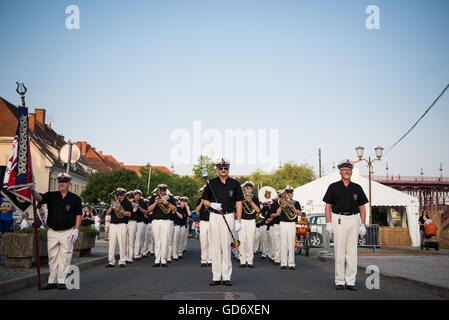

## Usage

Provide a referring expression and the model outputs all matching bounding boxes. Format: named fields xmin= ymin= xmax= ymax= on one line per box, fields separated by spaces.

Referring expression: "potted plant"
xmin=73 ymin=226 xmax=99 ymax=258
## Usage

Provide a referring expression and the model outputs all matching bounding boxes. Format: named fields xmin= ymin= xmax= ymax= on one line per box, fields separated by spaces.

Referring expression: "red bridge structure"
xmin=372 ymin=176 xmax=449 ymax=228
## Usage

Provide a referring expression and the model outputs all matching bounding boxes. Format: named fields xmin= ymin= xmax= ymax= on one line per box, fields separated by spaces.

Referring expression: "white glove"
xmin=359 ymin=224 xmax=366 ymax=236
xmin=210 ymin=202 xmax=222 ymax=211
xmin=326 ymin=222 xmax=333 ymax=234
xmin=70 ymin=229 xmax=79 ymax=243
xmin=234 ymin=220 xmax=241 ymax=232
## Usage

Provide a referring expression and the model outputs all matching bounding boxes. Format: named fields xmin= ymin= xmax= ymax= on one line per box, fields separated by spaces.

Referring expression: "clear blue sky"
xmin=1 ymin=0 xmax=448 ymax=177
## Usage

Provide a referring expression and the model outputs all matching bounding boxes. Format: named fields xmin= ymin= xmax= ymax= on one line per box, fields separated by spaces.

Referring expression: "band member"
xmin=167 ymin=194 xmax=177 ymax=263
xmin=196 ymin=186 xmax=211 ymax=266
xmin=32 ymin=172 xmax=82 ymax=290
xmin=323 ymin=159 xmax=367 ymax=290
xmin=276 ymin=186 xmax=302 ymax=270
xmin=173 ymin=197 xmax=185 ymax=261
xmin=238 ymin=181 xmax=260 ymax=268
xmin=254 ymin=202 xmax=265 ymax=255
xmin=142 ymin=197 xmax=151 ymax=257
xmin=259 ymin=201 xmax=270 ymax=259
xmin=147 ymin=184 xmax=177 ymax=267
xmin=146 ymin=196 xmax=155 ymax=256
xmin=202 ymin=158 xmax=244 ymax=286
xmin=105 ymin=188 xmax=132 ymax=268
xmin=178 ymin=197 xmax=190 ymax=259
xmin=133 ymin=189 xmax=148 ymax=260
xmin=125 ymin=191 xmax=137 ymax=264
xmin=268 ymin=193 xmax=281 ymax=265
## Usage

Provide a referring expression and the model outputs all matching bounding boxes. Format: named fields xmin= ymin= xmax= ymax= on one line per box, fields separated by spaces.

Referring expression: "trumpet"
xmin=155 ymin=188 xmax=172 ymax=214
xmin=278 ymin=190 xmax=297 ymax=221
xmin=108 ymin=191 xmax=125 ymax=219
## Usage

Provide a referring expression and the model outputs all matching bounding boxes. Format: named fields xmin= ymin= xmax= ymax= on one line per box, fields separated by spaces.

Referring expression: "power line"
xmin=385 ymin=83 xmax=449 ymax=156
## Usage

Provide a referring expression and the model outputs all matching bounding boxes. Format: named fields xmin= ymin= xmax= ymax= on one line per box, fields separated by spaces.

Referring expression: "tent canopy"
xmin=293 ymin=168 xmax=420 ymax=246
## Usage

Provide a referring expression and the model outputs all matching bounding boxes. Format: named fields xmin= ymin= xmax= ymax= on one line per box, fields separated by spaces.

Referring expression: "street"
xmin=0 ymin=239 xmax=443 ymax=300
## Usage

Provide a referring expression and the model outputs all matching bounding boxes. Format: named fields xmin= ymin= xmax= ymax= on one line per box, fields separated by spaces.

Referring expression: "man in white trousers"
xmin=33 ymin=172 xmax=82 ymax=290
xmin=323 ymin=159 xmax=368 ymax=291
xmin=276 ymin=186 xmax=302 ymax=270
xmin=238 ymin=181 xmax=260 ymax=268
xmin=105 ymin=188 xmax=132 ymax=269
xmin=201 ymin=158 xmax=244 ymax=286
xmin=268 ymin=194 xmax=281 ymax=265
xmin=142 ymin=198 xmax=151 ymax=258
xmin=126 ymin=191 xmax=137 ymax=264
xmin=147 ymin=184 xmax=178 ymax=267
xmin=196 ymin=191 xmax=211 ymax=267
xmin=173 ymin=197 xmax=186 ymax=261
xmin=133 ymin=190 xmax=148 ymax=261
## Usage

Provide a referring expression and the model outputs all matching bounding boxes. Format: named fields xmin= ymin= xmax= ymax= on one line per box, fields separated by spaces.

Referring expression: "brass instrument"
xmin=255 ymin=211 xmax=265 ymax=224
xmin=241 ymin=185 xmax=255 ymax=215
xmin=278 ymin=190 xmax=297 ymax=221
xmin=108 ymin=191 xmax=125 ymax=219
xmin=155 ymin=188 xmax=172 ymax=214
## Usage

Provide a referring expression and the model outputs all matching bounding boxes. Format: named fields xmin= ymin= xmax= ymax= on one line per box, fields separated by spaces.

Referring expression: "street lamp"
xmin=355 ymin=146 xmax=383 ymax=224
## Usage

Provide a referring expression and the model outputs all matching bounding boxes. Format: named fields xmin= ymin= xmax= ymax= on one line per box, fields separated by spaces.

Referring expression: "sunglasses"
xmin=117 ymin=192 xmax=126 ymax=196
xmin=58 ymin=178 xmax=71 ymax=183
xmin=218 ymin=166 xmax=229 ymax=171
xmin=159 ymin=187 xmax=167 ymax=191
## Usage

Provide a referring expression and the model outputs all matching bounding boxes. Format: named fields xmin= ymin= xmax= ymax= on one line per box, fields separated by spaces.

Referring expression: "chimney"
xmin=80 ymin=142 xmax=87 ymax=156
xmin=29 ymin=113 xmax=36 ymax=132
xmin=35 ymin=109 xmax=46 ymax=127
xmin=46 ymin=122 xmax=51 ymax=130
xmin=99 ymin=151 xmax=103 ymax=156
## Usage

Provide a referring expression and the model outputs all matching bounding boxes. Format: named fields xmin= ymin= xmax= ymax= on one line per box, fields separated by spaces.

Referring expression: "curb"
xmin=318 ymin=255 xmax=449 ymax=299
xmin=0 ymin=255 xmax=108 ymax=296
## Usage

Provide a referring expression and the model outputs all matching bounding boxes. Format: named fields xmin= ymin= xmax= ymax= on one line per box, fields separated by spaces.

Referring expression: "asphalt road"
xmin=1 ymin=239 xmax=443 ymax=300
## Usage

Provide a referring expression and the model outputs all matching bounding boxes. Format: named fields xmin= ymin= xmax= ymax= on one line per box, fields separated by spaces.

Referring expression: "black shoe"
xmin=247 ymin=264 xmax=255 ymax=268
xmin=151 ymin=253 xmax=154 ymax=256
xmin=173 ymin=258 xmax=178 ymax=261
xmin=167 ymin=260 xmax=172 ymax=264
xmin=120 ymin=264 xmax=126 ymax=268
xmin=201 ymin=263 xmax=207 ymax=267
xmin=275 ymin=262 xmax=280 ymax=265
xmin=209 ymin=280 xmax=221 ymax=286
xmin=135 ymin=257 xmax=141 ymax=261
xmin=346 ymin=285 xmax=358 ymax=291
xmin=239 ymin=264 xmax=246 ymax=268
xmin=207 ymin=263 xmax=212 ymax=266
xmin=161 ymin=263 xmax=168 ymax=267
xmin=126 ymin=261 xmax=133 ymax=264
xmin=281 ymin=266 xmax=287 ymax=270
xmin=105 ymin=264 xmax=115 ymax=268
xmin=289 ymin=266 xmax=296 ymax=270
xmin=42 ymin=283 xmax=57 ymax=290
xmin=222 ymin=280 xmax=232 ymax=286
xmin=143 ymin=254 xmax=148 ymax=258
xmin=261 ymin=256 xmax=266 ymax=259
xmin=336 ymin=285 xmax=345 ymax=290
xmin=57 ymin=284 xmax=67 ymax=290
xmin=179 ymin=256 xmax=184 ymax=259
xmin=152 ymin=263 xmax=160 ymax=267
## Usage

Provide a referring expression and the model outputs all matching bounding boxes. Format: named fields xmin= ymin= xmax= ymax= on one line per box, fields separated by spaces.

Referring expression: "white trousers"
xmin=254 ymin=227 xmax=261 ymax=253
xmin=239 ymin=219 xmax=256 ymax=265
xmin=181 ymin=225 xmax=188 ymax=253
xmin=280 ymin=221 xmax=297 ymax=267
xmin=148 ymin=222 xmax=154 ymax=254
xmin=266 ymin=226 xmax=272 ymax=258
xmin=47 ymin=228 xmax=74 ymax=284
xmin=332 ymin=213 xmax=360 ymax=286
xmin=126 ymin=220 xmax=137 ymax=262
xmin=271 ymin=224 xmax=281 ymax=263
xmin=142 ymin=223 xmax=150 ymax=255
xmin=152 ymin=219 xmax=170 ymax=264
xmin=108 ymin=223 xmax=127 ymax=265
xmin=199 ymin=220 xmax=211 ymax=264
xmin=209 ymin=212 xmax=234 ymax=281
xmin=134 ymin=221 xmax=145 ymax=258
xmin=173 ymin=225 xmax=181 ymax=259
xmin=167 ymin=220 xmax=174 ymax=261
xmin=260 ymin=225 xmax=268 ymax=257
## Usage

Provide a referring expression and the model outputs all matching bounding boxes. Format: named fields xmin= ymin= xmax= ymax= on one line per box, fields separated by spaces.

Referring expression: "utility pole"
xmin=318 ymin=148 xmax=322 ymax=178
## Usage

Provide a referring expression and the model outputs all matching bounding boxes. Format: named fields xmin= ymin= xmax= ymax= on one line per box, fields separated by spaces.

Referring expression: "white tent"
xmin=293 ymin=168 xmax=420 ymax=247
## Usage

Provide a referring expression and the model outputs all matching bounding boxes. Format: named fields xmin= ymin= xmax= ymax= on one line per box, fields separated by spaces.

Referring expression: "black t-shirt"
xmin=419 ymin=216 xmax=425 ymax=231
xmin=201 ymin=177 xmax=244 ymax=213
xmin=196 ymin=198 xmax=210 ymax=221
xmin=135 ymin=198 xmax=147 ymax=223
xmin=257 ymin=205 xmax=269 ymax=227
xmin=109 ymin=198 xmax=132 ymax=224
xmin=322 ymin=180 xmax=368 ymax=213
xmin=40 ymin=191 xmax=82 ymax=231
xmin=267 ymin=201 xmax=280 ymax=226
xmin=81 ymin=212 xmax=93 ymax=227
xmin=175 ymin=206 xmax=188 ymax=226
xmin=242 ymin=196 xmax=261 ymax=220
xmin=280 ymin=200 xmax=302 ymax=222
xmin=148 ymin=194 xmax=177 ymax=220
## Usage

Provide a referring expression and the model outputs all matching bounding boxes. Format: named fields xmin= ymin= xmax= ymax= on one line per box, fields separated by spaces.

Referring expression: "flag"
xmin=1 ymin=106 xmax=34 ymax=214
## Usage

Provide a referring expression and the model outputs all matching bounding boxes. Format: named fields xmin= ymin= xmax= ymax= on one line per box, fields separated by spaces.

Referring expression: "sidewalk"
xmin=318 ymin=245 xmax=449 ymax=297
xmin=0 ymin=237 xmax=109 ymax=295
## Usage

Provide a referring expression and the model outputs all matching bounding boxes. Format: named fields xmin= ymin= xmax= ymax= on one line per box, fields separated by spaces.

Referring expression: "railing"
xmin=371 ymin=176 xmax=449 ymax=183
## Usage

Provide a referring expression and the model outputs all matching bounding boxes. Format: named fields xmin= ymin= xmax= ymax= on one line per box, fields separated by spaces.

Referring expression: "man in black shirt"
xmin=238 ymin=181 xmax=261 ymax=268
xmin=178 ymin=196 xmax=190 ymax=258
xmin=268 ymin=193 xmax=282 ymax=265
xmin=133 ymin=190 xmax=148 ymax=261
xmin=147 ymin=184 xmax=178 ymax=267
xmin=142 ymin=197 xmax=151 ymax=257
xmin=125 ymin=191 xmax=137 ymax=264
xmin=105 ymin=188 xmax=132 ymax=268
xmin=201 ymin=158 xmax=244 ymax=286
xmin=196 ymin=186 xmax=211 ymax=267
xmin=173 ymin=197 xmax=186 ymax=261
xmin=323 ymin=159 xmax=368 ymax=291
xmin=259 ymin=201 xmax=271 ymax=259
xmin=32 ymin=172 xmax=82 ymax=290
xmin=276 ymin=186 xmax=302 ymax=270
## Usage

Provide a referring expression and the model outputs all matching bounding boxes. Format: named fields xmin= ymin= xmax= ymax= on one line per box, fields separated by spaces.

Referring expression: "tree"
xmin=81 ymin=168 xmax=141 ymax=203
xmin=192 ymin=155 xmax=218 ymax=181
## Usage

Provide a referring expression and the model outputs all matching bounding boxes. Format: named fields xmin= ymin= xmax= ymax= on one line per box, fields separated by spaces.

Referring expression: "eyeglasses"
xmin=218 ymin=166 xmax=229 ymax=171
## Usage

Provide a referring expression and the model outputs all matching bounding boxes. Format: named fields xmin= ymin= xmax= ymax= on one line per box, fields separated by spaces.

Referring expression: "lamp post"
xmin=355 ymin=146 xmax=384 ymax=225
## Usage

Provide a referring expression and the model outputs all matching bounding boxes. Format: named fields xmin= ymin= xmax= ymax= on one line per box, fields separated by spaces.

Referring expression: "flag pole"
xmin=147 ymin=165 xmax=152 ymax=194
xmin=17 ymin=82 xmax=41 ymax=290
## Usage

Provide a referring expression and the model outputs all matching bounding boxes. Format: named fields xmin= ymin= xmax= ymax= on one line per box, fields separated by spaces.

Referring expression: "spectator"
xmin=81 ymin=206 xmax=94 ymax=227
xmin=94 ymin=212 xmax=101 ymax=239
xmin=105 ymin=213 xmax=111 ymax=240
xmin=36 ymin=203 xmax=46 ymax=229
xmin=20 ymin=212 xmax=29 ymax=230
xmin=418 ymin=212 xmax=426 ymax=249
xmin=0 ymin=196 xmax=14 ymax=233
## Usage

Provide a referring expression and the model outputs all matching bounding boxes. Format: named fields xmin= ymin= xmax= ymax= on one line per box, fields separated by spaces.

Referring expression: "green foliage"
xmin=79 ymin=225 xmax=99 ymax=236
xmin=249 ymin=161 xmax=316 ymax=191
xmin=81 ymin=168 xmax=141 ymax=203
xmin=192 ymin=155 xmax=218 ymax=180
xmin=13 ymin=227 xmax=48 ymax=239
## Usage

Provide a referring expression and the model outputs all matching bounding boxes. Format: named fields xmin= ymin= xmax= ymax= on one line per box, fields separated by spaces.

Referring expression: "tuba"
xmin=108 ymin=191 xmax=125 ymax=219
xmin=155 ymin=188 xmax=172 ymax=214
xmin=278 ymin=190 xmax=297 ymax=221
xmin=241 ymin=185 xmax=255 ymax=215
